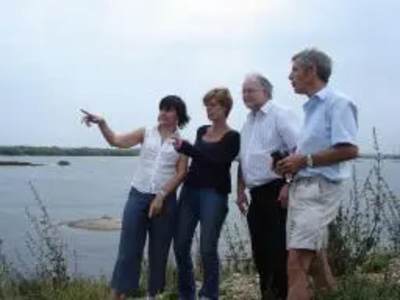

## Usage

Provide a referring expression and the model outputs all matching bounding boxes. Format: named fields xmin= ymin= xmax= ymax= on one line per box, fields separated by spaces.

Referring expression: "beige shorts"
xmin=286 ymin=176 xmax=347 ymax=250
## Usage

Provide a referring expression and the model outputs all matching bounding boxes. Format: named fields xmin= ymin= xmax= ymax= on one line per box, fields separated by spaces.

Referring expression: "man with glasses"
xmin=237 ymin=73 xmax=299 ymax=300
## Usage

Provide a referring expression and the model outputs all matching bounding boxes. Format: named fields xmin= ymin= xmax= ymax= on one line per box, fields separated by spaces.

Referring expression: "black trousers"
xmin=247 ymin=179 xmax=287 ymax=300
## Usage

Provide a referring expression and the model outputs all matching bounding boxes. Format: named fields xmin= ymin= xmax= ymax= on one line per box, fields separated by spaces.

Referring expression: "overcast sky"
xmin=1 ymin=0 xmax=398 ymax=153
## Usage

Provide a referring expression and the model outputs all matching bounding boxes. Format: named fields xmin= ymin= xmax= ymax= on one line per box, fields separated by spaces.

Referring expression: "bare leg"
xmin=109 ymin=290 xmax=126 ymax=300
xmin=315 ymin=250 xmax=337 ymax=291
xmin=287 ymin=249 xmax=315 ymax=300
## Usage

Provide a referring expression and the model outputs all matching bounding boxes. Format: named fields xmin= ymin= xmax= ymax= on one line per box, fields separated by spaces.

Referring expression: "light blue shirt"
xmin=296 ymin=86 xmax=358 ymax=182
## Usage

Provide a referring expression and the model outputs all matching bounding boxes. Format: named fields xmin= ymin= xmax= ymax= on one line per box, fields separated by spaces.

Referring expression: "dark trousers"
xmin=247 ymin=179 xmax=287 ymax=300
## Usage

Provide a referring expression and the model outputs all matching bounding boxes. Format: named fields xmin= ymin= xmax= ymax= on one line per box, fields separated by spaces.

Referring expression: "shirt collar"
xmin=248 ymin=100 xmax=274 ymax=119
xmin=303 ymin=85 xmax=331 ymax=109
xmin=313 ymin=85 xmax=331 ymax=101
xmin=260 ymin=100 xmax=274 ymax=114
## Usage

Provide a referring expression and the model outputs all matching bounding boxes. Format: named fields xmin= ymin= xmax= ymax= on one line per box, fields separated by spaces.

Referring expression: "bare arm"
xmin=81 ymin=109 xmax=144 ymax=149
xmin=148 ymin=155 xmax=188 ymax=218
xmin=276 ymin=143 xmax=359 ymax=175
xmin=236 ymin=163 xmax=249 ymax=215
xmin=98 ymin=121 xmax=144 ymax=149
xmin=309 ymin=143 xmax=359 ymax=166
xmin=237 ymin=164 xmax=247 ymax=195
xmin=159 ymin=155 xmax=189 ymax=196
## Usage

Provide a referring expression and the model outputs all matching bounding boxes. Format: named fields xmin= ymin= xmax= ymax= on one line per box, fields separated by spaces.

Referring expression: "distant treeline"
xmin=0 ymin=146 xmax=399 ymax=159
xmin=0 ymin=146 xmax=140 ymax=156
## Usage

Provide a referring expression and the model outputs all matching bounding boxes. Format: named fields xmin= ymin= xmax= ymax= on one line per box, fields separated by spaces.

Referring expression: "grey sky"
xmin=1 ymin=0 xmax=398 ymax=152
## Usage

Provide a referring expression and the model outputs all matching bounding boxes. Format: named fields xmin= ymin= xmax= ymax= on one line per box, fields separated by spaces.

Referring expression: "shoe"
xmin=147 ymin=295 xmax=164 ymax=300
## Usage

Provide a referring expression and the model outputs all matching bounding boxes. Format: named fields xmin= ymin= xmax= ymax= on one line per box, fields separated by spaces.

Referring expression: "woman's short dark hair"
xmin=159 ymin=95 xmax=190 ymax=129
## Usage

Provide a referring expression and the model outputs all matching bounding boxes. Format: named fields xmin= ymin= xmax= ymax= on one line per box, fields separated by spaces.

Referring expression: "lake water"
xmin=0 ymin=156 xmax=399 ymax=278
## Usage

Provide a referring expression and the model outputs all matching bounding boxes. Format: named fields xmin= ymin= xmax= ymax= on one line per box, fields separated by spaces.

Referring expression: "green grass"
xmin=2 ymin=272 xmax=400 ymax=300
xmin=0 ymin=278 xmax=108 ymax=300
xmin=316 ymin=277 xmax=400 ymax=300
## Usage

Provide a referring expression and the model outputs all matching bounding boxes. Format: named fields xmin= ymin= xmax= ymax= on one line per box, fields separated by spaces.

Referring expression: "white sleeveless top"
xmin=131 ymin=126 xmax=181 ymax=194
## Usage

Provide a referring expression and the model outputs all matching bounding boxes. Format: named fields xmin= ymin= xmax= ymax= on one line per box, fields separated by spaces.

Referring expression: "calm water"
xmin=0 ymin=156 xmax=399 ymax=277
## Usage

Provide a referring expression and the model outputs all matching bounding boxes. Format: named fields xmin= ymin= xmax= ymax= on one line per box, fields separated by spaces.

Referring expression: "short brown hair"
xmin=203 ymin=87 xmax=233 ymax=117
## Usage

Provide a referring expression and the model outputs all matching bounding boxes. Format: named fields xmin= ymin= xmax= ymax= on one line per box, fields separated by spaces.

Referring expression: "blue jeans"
xmin=111 ymin=187 xmax=177 ymax=297
xmin=174 ymin=187 xmax=228 ymax=300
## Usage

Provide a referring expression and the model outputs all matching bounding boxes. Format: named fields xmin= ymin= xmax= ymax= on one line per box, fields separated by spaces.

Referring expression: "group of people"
xmin=81 ymin=48 xmax=358 ymax=300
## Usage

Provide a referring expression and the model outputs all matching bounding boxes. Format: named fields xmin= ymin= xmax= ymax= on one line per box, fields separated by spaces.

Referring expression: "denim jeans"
xmin=111 ymin=187 xmax=177 ymax=297
xmin=174 ymin=187 xmax=228 ymax=300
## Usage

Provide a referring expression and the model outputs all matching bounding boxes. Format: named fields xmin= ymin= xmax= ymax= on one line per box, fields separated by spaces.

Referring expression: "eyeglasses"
xmin=242 ymin=88 xmax=264 ymax=94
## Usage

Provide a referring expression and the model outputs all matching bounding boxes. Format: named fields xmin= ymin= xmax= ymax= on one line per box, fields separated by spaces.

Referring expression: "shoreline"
xmin=0 ymin=161 xmax=44 ymax=166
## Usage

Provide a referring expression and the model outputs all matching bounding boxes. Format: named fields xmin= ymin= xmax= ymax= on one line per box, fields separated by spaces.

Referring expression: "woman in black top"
xmin=172 ymin=88 xmax=240 ymax=300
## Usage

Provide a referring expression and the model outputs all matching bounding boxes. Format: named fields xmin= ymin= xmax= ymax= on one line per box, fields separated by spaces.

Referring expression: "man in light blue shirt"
xmin=276 ymin=48 xmax=358 ymax=300
xmin=296 ymin=86 xmax=358 ymax=181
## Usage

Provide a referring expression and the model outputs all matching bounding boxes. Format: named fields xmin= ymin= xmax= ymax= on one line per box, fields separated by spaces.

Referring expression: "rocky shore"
xmin=59 ymin=215 xmax=122 ymax=231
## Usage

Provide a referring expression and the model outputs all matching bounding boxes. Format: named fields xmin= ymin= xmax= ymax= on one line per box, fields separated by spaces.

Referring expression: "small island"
xmin=57 ymin=160 xmax=71 ymax=166
xmin=59 ymin=215 xmax=122 ymax=231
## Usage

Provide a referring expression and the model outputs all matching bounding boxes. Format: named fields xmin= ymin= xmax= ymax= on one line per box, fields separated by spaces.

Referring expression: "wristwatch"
xmin=285 ymin=177 xmax=293 ymax=184
xmin=306 ymin=154 xmax=314 ymax=168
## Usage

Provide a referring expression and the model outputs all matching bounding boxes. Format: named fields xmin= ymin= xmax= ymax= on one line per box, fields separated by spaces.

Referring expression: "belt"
xmin=250 ymin=178 xmax=284 ymax=195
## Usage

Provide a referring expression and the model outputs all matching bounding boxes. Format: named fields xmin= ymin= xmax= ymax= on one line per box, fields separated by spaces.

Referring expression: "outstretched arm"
xmin=174 ymin=132 xmax=240 ymax=167
xmin=81 ymin=109 xmax=144 ymax=149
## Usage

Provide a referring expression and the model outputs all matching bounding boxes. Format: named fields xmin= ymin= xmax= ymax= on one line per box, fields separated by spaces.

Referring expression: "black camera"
xmin=271 ymin=150 xmax=290 ymax=168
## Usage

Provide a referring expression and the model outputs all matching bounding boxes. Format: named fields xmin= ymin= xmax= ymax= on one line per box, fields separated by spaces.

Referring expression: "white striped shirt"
xmin=239 ymin=100 xmax=299 ymax=189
